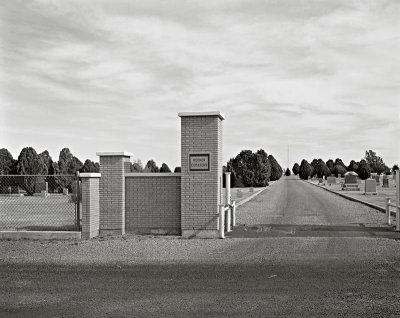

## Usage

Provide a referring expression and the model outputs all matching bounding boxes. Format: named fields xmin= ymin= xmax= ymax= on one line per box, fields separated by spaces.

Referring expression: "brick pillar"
xmin=80 ymin=173 xmax=101 ymax=239
xmin=96 ymin=152 xmax=132 ymax=235
xmin=179 ymin=111 xmax=225 ymax=238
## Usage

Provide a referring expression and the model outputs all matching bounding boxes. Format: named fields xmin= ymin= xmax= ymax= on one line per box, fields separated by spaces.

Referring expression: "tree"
xmin=333 ymin=164 xmax=347 ymax=178
xmin=226 ymin=149 xmax=271 ymax=187
xmin=15 ymin=147 xmax=48 ymax=195
xmin=268 ymin=154 xmax=283 ymax=181
xmin=315 ymin=159 xmax=330 ymax=178
xmin=160 ymin=163 xmax=171 ymax=173
xmin=299 ymin=159 xmax=311 ymax=180
xmin=292 ymin=163 xmax=300 ymax=175
xmin=131 ymin=159 xmax=143 ymax=173
xmin=58 ymin=148 xmax=83 ymax=174
xmin=326 ymin=159 xmax=335 ymax=175
xmin=174 ymin=167 xmax=181 ymax=173
xmin=0 ymin=148 xmax=16 ymax=174
xmin=365 ymin=150 xmax=386 ymax=175
xmin=392 ymin=164 xmax=399 ymax=173
xmin=358 ymin=160 xmax=371 ymax=180
xmin=347 ymin=160 xmax=359 ymax=174
xmin=285 ymin=168 xmax=291 ymax=176
xmin=144 ymin=160 xmax=159 ymax=173
xmin=80 ymin=159 xmax=100 ymax=173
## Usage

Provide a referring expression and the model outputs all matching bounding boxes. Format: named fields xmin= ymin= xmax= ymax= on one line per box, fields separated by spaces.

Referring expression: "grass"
xmin=0 ymin=195 xmax=77 ymax=230
xmin=311 ymin=177 xmax=398 ymax=210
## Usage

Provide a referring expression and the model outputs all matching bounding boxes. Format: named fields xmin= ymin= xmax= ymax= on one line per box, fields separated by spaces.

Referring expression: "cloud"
xmin=0 ymin=0 xmax=399 ymax=168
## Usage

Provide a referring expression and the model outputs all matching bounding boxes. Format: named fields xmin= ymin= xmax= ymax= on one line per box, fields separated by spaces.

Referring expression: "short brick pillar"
xmin=80 ymin=173 xmax=101 ymax=239
xmin=96 ymin=152 xmax=132 ymax=235
xmin=179 ymin=111 xmax=225 ymax=238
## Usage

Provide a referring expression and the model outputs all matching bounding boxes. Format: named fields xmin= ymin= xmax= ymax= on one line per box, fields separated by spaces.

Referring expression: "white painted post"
xmin=226 ymin=207 xmax=231 ymax=232
xmin=386 ymin=198 xmax=391 ymax=225
xmin=396 ymin=172 xmax=400 ymax=232
xmin=225 ymin=172 xmax=231 ymax=205
xmin=219 ymin=205 xmax=225 ymax=239
xmin=232 ymin=201 xmax=236 ymax=227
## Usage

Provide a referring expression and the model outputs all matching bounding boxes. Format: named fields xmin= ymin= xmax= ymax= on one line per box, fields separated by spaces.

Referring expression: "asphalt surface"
xmin=1 ymin=176 xmax=399 ymax=317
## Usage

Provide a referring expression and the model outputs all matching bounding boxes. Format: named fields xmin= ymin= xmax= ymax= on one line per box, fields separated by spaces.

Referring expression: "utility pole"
xmin=287 ymin=144 xmax=289 ymax=171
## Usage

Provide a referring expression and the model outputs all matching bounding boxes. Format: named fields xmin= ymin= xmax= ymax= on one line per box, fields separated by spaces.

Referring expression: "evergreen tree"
xmin=160 ymin=163 xmax=171 ymax=173
xmin=285 ymin=168 xmax=291 ymax=176
xmin=144 ymin=160 xmax=159 ymax=172
xmin=0 ymin=148 xmax=16 ymax=174
xmin=358 ymin=160 xmax=371 ymax=180
xmin=268 ymin=154 xmax=283 ymax=181
xmin=292 ymin=163 xmax=300 ymax=175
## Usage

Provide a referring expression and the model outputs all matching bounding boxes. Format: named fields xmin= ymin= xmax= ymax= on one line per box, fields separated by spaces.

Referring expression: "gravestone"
xmin=318 ymin=178 xmax=324 ymax=184
xmin=237 ymin=189 xmax=243 ymax=198
xmin=365 ymin=179 xmax=377 ymax=194
xmin=326 ymin=177 xmax=336 ymax=185
xmin=342 ymin=173 xmax=360 ymax=191
xmin=63 ymin=188 xmax=69 ymax=195
xmin=249 ymin=187 xmax=254 ymax=193
xmin=382 ymin=176 xmax=389 ymax=188
xmin=375 ymin=175 xmax=380 ymax=185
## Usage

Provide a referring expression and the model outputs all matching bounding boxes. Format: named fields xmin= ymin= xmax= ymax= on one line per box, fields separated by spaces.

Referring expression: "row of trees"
xmin=0 ymin=147 xmax=180 ymax=176
xmin=225 ymin=149 xmax=283 ymax=187
xmin=291 ymin=150 xmax=398 ymax=181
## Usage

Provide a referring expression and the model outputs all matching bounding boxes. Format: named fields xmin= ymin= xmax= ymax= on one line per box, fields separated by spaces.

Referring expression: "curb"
xmin=306 ymin=180 xmax=396 ymax=215
xmin=236 ymin=181 xmax=277 ymax=208
xmin=0 ymin=231 xmax=81 ymax=240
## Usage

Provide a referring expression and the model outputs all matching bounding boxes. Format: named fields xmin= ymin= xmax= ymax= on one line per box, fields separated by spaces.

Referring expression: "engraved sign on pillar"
xmin=189 ymin=154 xmax=210 ymax=172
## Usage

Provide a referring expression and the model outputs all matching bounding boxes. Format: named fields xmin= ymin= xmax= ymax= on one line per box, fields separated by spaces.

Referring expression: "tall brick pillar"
xmin=96 ymin=152 xmax=132 ymax=235
xmin=80 ymin=173 xmax=101 ymax=239
xmin=179 ymin=111 xmax=225 ymax=238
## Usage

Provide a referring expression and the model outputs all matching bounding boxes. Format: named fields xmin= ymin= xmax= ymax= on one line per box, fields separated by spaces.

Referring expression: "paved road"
xmin=1 ymin=176 xmax=399 ymax=317
xmin=231 ymin=176 xmax=398 ymax=239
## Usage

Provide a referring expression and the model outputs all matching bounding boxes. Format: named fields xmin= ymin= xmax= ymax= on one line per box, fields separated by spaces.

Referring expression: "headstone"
xmin=375 ymin=175 xmax=380 ymax=185
xmin=35 ymin=181 xmax=48 ymax=194
xmin=342 ymin=173 xmax=360 ymax=191
xmin=382 ymin=177 xmax=389 ymax=188
xmin=365 ymin=179 xmax=377 ymax=194
xmin=249 ymin=187 xmax=254 ymax=193
xmin=237 ymin=189 xmax=243 ymax=198
xmin=318 ymin=178 xmax=324 ymax=184
xmin=326 ymin=177 xmax=336 ymax=185
xmin=63 ymin=188 xmax=69 ymax=195
xmin=344 ymin=174 xmax=357 ymax=184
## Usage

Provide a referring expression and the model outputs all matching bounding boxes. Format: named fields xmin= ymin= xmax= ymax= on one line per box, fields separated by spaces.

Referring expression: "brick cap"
xmin=80 ymin=173 xmax=101 ymax=178
xmin=96 ymin=152 xmax=133 ymax=157
xmin=125 ymin=173 xmax=181 ymax=177
xmin=178 ymin=111 xmax=225 ymax=120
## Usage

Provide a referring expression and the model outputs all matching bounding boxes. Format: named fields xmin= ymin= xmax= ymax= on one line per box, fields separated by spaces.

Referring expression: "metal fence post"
xmin=219 ymin=204 xmax=225 ymax=239
xmin=76 ymin=171 xmax=81 ymax=230
xmin=386 ymin=198 xmax=391 ymax=225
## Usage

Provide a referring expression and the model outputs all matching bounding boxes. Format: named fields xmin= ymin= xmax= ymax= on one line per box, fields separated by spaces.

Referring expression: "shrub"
xmin=285 ymin=168 xmax=291 ymax=176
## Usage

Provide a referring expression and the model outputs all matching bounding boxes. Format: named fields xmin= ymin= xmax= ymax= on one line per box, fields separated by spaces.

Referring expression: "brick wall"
xmin=81 ymin=174 xmax=100 ymax=239
xmin=125 ymin=173 xmax=181 ymax=234
xmin=98 ymin=153 xmax=132 ymax=235
xmin=180 ymin=114 xmax=223 ymax=236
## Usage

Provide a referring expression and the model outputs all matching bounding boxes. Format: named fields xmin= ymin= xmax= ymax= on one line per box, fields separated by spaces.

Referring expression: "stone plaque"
xmin=365 ymin=179 xmax=377 ymax=193
xmin=189 ymin=153 xmax=210 ymax=172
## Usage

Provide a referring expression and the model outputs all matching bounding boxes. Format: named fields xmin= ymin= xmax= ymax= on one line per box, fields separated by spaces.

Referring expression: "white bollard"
xmin=225 ymin=172 xmax=231 ymax=205
xmin=232 ymin=201 xmax=236 ymax=227
xmin=219 ymin=205 xmax=225 ymax=239
xmin=396 ymin=172 xmax=400 ymax=232
xmin=226 ymin=207 xmax=231 ymax=232
xmin=386 ymin=198 xmax=391 ymax=225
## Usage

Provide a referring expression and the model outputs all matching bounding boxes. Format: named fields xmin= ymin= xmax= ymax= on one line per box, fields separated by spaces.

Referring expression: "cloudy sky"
xmin=1 ymin=0 xmax=399 ymax=169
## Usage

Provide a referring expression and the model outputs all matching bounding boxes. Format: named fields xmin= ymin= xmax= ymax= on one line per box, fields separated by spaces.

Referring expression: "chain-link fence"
xmin=0 ymin=175 xmax=80 ymax=231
